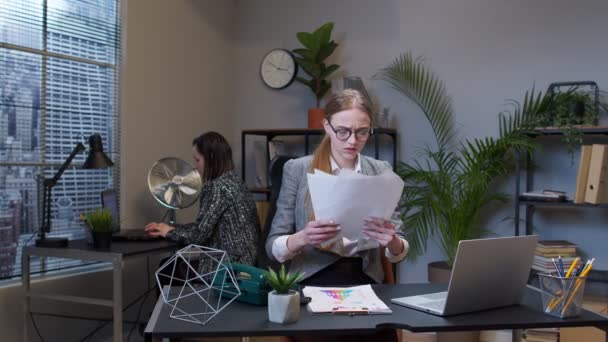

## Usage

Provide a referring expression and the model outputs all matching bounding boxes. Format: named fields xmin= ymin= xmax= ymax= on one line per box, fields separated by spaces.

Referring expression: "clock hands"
xmin=268 ymin=61 xmax=289 ymax=71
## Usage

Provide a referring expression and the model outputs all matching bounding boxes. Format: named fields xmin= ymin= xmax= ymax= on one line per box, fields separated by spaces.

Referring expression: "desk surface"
xmin=144 ymin=283 xmax=608 ymax=339
xmin=24 ymin=239 xmax=178 ymax=260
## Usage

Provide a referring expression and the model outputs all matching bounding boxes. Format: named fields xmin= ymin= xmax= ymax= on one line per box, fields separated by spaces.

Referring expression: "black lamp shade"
xmin=83 ymin=134 xmax=114 ymax=169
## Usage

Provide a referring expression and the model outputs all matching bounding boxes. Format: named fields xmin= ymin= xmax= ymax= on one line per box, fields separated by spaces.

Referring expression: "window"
xmin=0 ymin=0 xmax=121 ymax=280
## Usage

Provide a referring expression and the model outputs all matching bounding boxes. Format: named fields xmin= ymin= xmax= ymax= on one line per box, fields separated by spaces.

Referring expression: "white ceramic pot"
xmin=268 ymin=290 xmax=300 ymax=324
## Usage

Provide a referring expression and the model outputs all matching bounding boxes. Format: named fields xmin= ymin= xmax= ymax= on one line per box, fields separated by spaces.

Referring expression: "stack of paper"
xmin=303 ymin=285 xmax=392 ymax=314
xmin=307 ymin=168 xmax=404 ymax=243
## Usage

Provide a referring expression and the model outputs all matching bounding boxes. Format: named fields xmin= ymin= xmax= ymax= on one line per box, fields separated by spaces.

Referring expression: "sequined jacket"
xmin=166 ymin=170 xmax=260 ymax=266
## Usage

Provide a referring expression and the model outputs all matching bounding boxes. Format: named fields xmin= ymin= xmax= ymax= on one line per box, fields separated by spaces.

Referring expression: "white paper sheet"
xmin=303 ymin=284 xmax=392 ymax=314
xmin=306 ymin=168 xmax=404 ymax=243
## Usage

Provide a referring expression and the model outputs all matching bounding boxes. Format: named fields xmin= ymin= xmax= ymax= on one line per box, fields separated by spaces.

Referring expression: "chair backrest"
xmin=256 ymin=155 xmax=296 ymax=270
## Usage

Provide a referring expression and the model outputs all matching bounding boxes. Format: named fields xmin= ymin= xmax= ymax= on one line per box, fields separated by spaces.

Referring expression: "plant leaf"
xmin=296 ymin=32 xmax=316 ymax=51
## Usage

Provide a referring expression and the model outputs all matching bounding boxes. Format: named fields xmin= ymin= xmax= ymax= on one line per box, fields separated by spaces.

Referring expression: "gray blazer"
xmin=265 ymin=155 xmax=405 ymax=283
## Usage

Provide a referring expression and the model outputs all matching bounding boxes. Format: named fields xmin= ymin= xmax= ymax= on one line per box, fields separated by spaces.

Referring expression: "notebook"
xmin=391 ymin=235 xmax=538 ymax=316
xmin=101 ymin=189 xmax=158 ymax=241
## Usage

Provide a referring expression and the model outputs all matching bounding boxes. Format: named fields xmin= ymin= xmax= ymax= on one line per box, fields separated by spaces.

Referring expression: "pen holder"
xmin=539 ymin=274 xmax=586 ymax=318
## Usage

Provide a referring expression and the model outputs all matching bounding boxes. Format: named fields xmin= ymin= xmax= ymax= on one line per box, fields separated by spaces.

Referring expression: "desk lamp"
xmin=36 ymin=134 xmax=114 ymax=247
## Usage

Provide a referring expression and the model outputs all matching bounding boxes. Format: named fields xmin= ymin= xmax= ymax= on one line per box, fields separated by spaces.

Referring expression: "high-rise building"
xmin=0 ymin=0 xmax=119 ymax=279
xmin=0 ymin=190 xmax=22 ymax=278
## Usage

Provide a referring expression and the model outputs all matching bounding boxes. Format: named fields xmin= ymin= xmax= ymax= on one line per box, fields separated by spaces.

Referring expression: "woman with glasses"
xmin=265 ymin=89 xmax=408 ymax=342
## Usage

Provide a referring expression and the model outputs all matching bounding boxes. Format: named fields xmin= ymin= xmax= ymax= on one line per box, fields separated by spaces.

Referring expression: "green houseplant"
xmin=292 ymin=22 xmax=340 ymax=128
xmin=265 ymin=265 xmax=304 ymax=324
xmin=535 ymin=84 xmax=608 ymax=162
xmin=81 ymin=208 xmax=115 ymax=248
xmin=375 ymin=53 xmax=551 ymax=271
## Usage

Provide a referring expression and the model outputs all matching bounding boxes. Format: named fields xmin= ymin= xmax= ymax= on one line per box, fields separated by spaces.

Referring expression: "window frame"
xmin=0 ymin=0 xmax=123 ymax=282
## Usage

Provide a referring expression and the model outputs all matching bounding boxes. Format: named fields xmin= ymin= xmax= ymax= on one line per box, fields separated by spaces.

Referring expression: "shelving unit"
xmin=514 ymin=126 xmax=608 ymax=236
xmin=241 ymin=128 xmax=398 ymax=197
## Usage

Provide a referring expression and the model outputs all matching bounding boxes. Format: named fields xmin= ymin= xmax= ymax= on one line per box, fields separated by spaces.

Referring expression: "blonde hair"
xmin=307 ymin=89 xmax=373 ymax=220
xmin=310 ymin=89 xmax=374 ymax=174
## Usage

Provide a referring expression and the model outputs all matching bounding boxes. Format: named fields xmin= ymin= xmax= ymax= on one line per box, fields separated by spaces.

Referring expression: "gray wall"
xmin=231 ymin=0 xmax=608 ymax=281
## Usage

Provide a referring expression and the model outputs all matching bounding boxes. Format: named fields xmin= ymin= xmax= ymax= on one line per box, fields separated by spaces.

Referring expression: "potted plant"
xmin=265 ymin=265 xmax=304 ymax=324
xmin=375 ymin=53 xmax=550 ymax=281
xmin=292 ymin=22 xmax=340 ymax=128
xmin=536 ymin=82 xmax=608 ymax=163
xmin=81 ymin=208 xmax=115 ymax=249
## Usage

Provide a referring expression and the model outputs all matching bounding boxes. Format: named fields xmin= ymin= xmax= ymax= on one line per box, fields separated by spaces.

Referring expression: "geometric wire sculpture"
xmin=155 ymin=245 xmax=241 ymax=325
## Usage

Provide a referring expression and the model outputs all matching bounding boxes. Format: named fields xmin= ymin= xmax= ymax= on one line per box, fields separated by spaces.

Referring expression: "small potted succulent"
xmin=265 ymin=265 xmax=304 ymax=324
xmin=81 ymin=208 xmax=115 ymax=249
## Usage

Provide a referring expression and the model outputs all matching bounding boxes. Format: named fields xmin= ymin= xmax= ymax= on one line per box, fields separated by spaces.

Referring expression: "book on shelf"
xmin=574 ymin=145 xmax=593 ymax=203
xmin=532 ymin=261 xmax=575 ymax=274
xmin=536 ymin=240 xmax=577 ymax=254
xmin=585 ymin=144 xmax=608 ymax=204
xmin=522 ymin=328 xmax=559 ymax=342
xmin=521 ymin=190 xmax=566 ymax=202
xmin=534 ymin=254 xmax=577 ymax=262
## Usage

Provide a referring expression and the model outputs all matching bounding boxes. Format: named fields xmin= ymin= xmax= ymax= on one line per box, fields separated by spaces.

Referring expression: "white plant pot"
xmin=268 ymin=290 xmax=300 ymax=324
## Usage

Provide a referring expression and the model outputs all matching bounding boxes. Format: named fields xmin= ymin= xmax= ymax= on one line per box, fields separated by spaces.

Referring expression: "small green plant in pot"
xmin=81 ymin=208 xmax=115 ymax=249
xmin=292 ymin=21 xmax=340 ymax=128
xmin=265 ymin=265 xmax=304 ymax=324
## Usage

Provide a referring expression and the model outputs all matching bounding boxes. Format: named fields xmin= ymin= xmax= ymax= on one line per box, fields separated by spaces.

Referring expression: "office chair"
xmin=256 ymin=155 xmax=296 ymax=271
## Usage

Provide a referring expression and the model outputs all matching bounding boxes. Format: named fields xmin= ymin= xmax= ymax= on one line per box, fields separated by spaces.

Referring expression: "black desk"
xmin=143 ymin=283 xmax=608 ymax=340
xmin=22 ymin=239 xmax=178 ymax=342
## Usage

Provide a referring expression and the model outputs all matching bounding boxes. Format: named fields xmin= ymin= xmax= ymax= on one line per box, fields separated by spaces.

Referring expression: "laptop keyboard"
xmin=420 ymin=292 xmax=447 ymax=311
xmin=421 ymin=291 xmax=447 ymax=301
xmin=422 ymin=300 xmax=446 ymax=311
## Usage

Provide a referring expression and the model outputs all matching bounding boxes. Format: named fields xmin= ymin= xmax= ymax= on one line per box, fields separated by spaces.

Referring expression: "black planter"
xmin=92 ymin=231 xmax=112 ymax=249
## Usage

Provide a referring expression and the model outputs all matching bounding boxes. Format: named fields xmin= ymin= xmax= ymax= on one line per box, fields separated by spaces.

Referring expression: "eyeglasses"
xmin=327 ymin=120 xmax=374 ymax=142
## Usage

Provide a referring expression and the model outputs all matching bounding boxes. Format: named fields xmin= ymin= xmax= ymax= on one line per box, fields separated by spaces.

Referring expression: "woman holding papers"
xmin=145 ymin=131 xmax=260 ymax=267
xmin=266 ymin=89 xmax=408 ymax=342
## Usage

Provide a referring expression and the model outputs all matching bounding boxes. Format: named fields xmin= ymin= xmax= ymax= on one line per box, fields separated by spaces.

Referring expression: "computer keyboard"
xmin=420 ymin=291 xmax=447 ymax=301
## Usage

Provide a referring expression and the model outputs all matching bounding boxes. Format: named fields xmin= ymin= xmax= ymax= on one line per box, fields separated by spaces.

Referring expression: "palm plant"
xmin=375 ymin=53 xmax=551 ymax=266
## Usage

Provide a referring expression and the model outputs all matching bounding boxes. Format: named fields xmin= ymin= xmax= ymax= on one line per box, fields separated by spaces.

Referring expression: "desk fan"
xmin=147 ymin=157 xmax=202 ymax=224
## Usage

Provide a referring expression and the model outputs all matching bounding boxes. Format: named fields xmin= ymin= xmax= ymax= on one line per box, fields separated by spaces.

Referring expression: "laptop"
xmin=391 ymin=235 xmax=538 ymax=316
xmin=101 ymin=189 xmax=159 ymax=241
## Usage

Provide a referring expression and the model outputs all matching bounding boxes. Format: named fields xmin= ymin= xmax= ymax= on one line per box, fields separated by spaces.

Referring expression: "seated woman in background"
xmin=266 ymin=89 xmax=408 ymax=342
xmin=146 ymin=131 xmax=260 ymax=267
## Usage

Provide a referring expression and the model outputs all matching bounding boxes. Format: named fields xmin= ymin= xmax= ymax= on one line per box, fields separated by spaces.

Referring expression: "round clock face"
xmin=260 ymin=49 xmax=298 ymax=89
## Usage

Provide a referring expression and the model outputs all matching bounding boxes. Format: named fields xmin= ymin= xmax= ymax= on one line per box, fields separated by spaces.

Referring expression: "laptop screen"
xmin=101 ymin=189 xmax=119 ymax=228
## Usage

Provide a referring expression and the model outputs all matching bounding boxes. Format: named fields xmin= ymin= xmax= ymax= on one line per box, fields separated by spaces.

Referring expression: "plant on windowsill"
xmin=81 ymin=208 xmax=115 ymax=249
xmin=265 ymin=264 xmax=304 ymax=324
xmin=292 ymin=22 xmax=340 ymax=129
xmin=375 ymin=53 xmax=551 ymax=279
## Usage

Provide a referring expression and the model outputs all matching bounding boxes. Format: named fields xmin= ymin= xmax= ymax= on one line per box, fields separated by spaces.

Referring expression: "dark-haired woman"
xmin=145 ymin=131 xmax=260 ymax=267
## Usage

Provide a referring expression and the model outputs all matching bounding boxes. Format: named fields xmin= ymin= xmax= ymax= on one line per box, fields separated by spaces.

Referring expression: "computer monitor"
xmin=100 ymin=189 xmax=120 ymax=231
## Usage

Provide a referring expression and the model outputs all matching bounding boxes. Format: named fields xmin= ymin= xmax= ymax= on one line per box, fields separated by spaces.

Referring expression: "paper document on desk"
xmin=307 ymin=168 xmax=404 ymax=242
xmin=303 ymin=285 xmax=392 ymax=314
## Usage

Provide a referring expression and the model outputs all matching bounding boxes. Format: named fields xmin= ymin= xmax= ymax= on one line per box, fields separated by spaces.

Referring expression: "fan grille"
xmin=148 ymin=157 xmax=202 ymax=209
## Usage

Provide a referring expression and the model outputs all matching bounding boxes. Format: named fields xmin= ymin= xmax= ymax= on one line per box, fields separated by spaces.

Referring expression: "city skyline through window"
xmin=0 ymin=0 xmax=121 ymax=279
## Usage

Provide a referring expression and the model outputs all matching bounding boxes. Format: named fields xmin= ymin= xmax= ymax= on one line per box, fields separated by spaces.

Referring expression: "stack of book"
xmin=532 ymin=240 xmax=577 ymax=274
xmin=522 ymin=328 xmax=559 ymax=342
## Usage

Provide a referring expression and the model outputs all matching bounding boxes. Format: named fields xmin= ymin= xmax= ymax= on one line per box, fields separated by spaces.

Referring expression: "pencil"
xmin=560 ymin=259 xmax=594 ymax=316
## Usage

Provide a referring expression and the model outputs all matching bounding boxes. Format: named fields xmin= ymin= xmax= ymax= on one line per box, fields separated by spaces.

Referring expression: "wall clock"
xmin=260 ymin=49 xmax=298 ymax=89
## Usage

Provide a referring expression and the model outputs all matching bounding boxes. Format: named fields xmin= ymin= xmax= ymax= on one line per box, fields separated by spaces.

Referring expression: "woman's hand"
xmin=287 ymin=219 xmax=340 ymax=252
xmin=362 ymin=216 xmax=404 ymax=254
xmin=144 ymin=222 xmax=175 ymax=238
